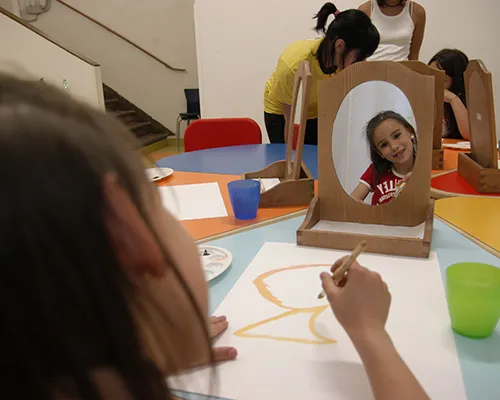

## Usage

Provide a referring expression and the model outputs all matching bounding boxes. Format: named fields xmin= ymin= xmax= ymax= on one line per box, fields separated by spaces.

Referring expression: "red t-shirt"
xmin=359 ymin=164 xmax=405 ymax=205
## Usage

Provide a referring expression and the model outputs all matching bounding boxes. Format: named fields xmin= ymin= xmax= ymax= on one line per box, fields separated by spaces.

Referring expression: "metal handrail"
xmin=56 ymin=0 xmax=186 ymax=72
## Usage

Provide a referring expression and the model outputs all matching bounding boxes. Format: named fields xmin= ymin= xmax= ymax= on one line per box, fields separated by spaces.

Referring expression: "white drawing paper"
xmin=158 ymin=182 xmax=227 ymax=221
xmin=253 ymin=178 xmax=281 ymax=192
xmin=171 ymin=242 xmax=466 ymax=400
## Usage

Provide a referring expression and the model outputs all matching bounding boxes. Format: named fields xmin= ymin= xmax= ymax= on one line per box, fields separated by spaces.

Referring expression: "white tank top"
xmin=368 ymin=0 xmax=415 ymax=61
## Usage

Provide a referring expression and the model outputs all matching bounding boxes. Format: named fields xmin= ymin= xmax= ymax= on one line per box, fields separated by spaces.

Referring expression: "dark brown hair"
xmin=313 ymin=3 xmax=380 ymax=74
xmin=429 ymin=49 xmax=469 ymax=139
xmin=0 ymin=74 xmax=211 ymax=399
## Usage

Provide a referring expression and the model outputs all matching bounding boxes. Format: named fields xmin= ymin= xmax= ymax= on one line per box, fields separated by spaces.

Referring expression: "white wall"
xmin=195 ymin=0 xmax=500 ymax=141
xmin=0 ymin=11 xmax=104 ymax=109
xmin=0 ymin=1 xmax=13 ymax=13
xmin=32 ymin=0 xmax=198 ymax=133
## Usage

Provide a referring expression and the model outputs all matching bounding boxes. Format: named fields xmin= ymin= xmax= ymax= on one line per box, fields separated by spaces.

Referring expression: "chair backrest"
xmin=184 ymin=118 xmax=262 ymax=152
xmin=184 ymin=89 xmax=200 ymax=115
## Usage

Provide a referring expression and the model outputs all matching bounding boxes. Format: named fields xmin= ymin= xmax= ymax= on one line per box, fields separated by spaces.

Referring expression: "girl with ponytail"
xmin=264 ymin=3 xmax=379 ymax=145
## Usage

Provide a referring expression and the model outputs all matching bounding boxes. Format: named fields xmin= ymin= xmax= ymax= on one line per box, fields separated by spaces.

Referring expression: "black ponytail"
xmin=314 ymin=2 xmax=338 ymax=34
xmin=314 ymin=7 xmax=379 ymax=75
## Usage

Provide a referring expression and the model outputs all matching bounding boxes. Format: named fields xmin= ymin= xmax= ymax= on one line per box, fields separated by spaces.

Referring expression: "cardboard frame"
xmin=297 ymin=61 xmax=435 ymax=258
xmin=244 ymin=61 xmax=315 ymax=207
xmin=400 ymin=61 xmax=445 ymax=170
xmin=457 ymin=60 xmax=500 ymax=193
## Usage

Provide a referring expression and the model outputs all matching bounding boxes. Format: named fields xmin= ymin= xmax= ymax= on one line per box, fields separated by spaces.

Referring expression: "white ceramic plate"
xmin=198 ymin=245 xmax=233 ymax=282
xmin=146 ymin=167 xmax=174 ymax=182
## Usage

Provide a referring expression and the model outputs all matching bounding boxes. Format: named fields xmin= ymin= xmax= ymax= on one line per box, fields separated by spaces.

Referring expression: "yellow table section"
xmin=435 ymin=197 xmax=500 ymax=255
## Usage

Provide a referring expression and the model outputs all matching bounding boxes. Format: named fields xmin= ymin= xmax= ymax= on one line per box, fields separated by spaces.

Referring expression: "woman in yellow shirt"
xmin=264 ymin=2 xmax=380 ymax=144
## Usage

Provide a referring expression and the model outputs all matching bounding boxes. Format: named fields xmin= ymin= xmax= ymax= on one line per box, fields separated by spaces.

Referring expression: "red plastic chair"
xmin=184 ymin=118 xmax=262 ymax=152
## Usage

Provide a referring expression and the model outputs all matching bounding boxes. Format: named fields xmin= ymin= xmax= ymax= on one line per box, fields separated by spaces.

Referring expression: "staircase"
xmin=103 ymin=84 xmax=173 ymax=147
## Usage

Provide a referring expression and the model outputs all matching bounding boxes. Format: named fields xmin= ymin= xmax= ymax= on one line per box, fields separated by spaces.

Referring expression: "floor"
xmin=142 ymin=137 xmax=184 ymax=167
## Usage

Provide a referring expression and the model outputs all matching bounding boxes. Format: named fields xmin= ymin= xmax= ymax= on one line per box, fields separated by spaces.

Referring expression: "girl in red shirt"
xmin=351 ymin=111 xmax=416 ymax=205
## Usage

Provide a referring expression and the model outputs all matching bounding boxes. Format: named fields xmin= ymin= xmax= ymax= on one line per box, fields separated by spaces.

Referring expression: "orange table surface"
xmin=435 ymin=197 xmax=500 ymax=253
xmin=157 ymin=172 xmax=313 ymax=241
xmin=431 ymin=139 xmax=468 ymax=176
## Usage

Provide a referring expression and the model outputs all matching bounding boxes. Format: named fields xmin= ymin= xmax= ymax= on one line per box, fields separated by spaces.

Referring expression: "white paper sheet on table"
xmin=442 ymin=141 xmax=471 ymax=150
xmin=158 ymin=182 xmax=227 ymax=221
xmin=170 ymin=242 xmax=466 ymax=400
xmin=253 ymin=178 xmax=281 ymax=192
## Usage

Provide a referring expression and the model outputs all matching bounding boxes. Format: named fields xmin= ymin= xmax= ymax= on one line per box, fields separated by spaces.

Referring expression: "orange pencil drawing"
xmin=234 ymin=264 xmax=337 ymax=345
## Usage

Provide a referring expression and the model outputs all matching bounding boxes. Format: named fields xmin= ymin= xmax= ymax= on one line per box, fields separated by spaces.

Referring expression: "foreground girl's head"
xmin=0 ymin=74 xmax=210 ymax=399
xmin=366 ymin=111 xmax=417 ymax=179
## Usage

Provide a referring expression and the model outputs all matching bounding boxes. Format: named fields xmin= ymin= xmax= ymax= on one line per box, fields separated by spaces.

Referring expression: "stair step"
xmin=127 ymin=121 xmax=152 ymax=131
xmin=138 ymin=132 xmax=170 ymax=147
xmin=102 ymin=83 xmax=174 ymax=139
xmin=104 ymin=98 xmax=120 ymax=111
xmin=103 ymin=86 xmax=115 ymax=97
xmin=111 ymin=110 xmax=136 ymax=118
xmin=126 ymin=121 xmax=153 ymax=137
xmin=110 ymin=109 xmax=137 ymax=123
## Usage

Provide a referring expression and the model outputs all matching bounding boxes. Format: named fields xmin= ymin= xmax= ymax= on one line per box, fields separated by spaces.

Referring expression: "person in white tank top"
xmin=359 ymin=0 xmax=426 ymax=61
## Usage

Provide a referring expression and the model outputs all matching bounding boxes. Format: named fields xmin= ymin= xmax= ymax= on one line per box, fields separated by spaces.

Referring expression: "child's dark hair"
xmin=313 ymin=3 xmax=380 ymax=74
xmin=429 ymin=49 xmax=469 ymax=138
xmin=366 ymin=111 xmax=417 ymax=183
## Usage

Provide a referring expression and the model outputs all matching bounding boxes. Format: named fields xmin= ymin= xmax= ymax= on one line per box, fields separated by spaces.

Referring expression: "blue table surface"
xmin=157 ymin=144 xmax=319 ymax=178
xmin=162 ymin=145 xmax=499 ymax=399
xmin=179 ymin=218 xmax=500 ymax=400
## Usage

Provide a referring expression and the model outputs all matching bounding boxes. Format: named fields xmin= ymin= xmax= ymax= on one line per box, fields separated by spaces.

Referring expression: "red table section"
xmin=431 ymin=170 xmax=500 ymax=196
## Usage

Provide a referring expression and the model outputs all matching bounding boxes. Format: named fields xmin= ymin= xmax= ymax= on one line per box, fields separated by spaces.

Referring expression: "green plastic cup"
xmin=446 ymin=262 xmax=500 ymax=339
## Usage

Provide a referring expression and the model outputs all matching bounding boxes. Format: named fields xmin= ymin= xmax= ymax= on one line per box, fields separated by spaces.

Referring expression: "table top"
xmin=159 ymin=145 xmax=499 ymax=399
xmin=157 ymin=144 xmax=319 ymax=178
xmin=199 ymin=216 xmax=500 ymax=400
xmin=157 ymin=172 xmax=308 ymax=241
xmin=157 ymin=143 xmax=464 ymax=180
xmin=432 ymin=170 xmax=500 ymax=198
xmin=431 ymin=139 xmax=500 ymax=197
xmin=157 ymin=143 xmax=494 ymax=248
xmin=435 ymin=197 xmax=500 ymax=255
xmin=433 ymin=149 xmax=462 ymax=174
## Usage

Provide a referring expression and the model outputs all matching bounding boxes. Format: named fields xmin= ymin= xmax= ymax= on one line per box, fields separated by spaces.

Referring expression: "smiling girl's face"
xmin=372 ymin=118 xmax=414 ymax=167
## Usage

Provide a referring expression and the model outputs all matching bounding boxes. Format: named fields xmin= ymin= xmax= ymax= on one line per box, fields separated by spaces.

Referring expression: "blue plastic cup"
xmin=227 ymin=179 xmax=260 ymax=220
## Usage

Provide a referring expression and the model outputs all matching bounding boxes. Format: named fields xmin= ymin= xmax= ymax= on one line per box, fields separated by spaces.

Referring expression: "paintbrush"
xmin=318 ymin=241 xmax=367 ymax=299
xmin=393 ymin=181 xmax=406 ymax=198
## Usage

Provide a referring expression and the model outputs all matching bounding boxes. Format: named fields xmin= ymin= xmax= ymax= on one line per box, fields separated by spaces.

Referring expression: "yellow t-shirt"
xmin=264 ymin=39 xmax=332 ymax=119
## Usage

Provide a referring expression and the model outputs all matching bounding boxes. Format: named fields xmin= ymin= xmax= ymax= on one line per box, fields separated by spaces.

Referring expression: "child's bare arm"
xmin=321 ymin=260 xmax=430 ymax=400
xmin=447 ymin=94 xmax=470 ymax=140
xmin=351 ymin=183 xmax=370 ymax=202
xmin=351 ymin=330 xmax=430 ymax=400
